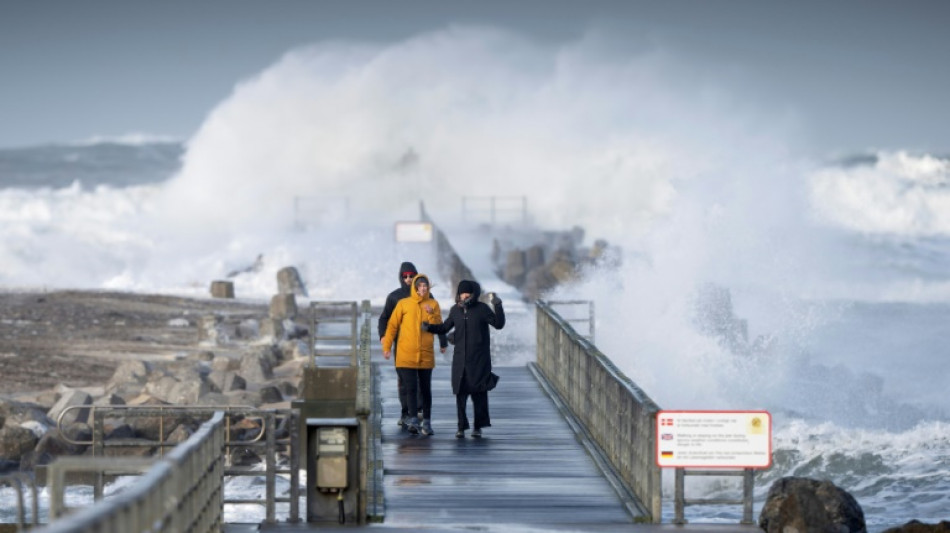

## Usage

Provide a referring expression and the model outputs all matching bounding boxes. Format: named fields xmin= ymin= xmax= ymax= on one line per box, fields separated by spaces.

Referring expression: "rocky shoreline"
xmin=1 ymin=288 xmax=309 ymax=474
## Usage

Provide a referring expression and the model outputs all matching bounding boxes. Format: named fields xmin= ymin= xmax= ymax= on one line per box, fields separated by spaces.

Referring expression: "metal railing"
xmin=461 ymin=195 xmax=528 ymax=226
xmin=673 ymin=468 xmax=755 ymax=525
xmin=55 ymin=405 xmax=300 ymax=524
xmin=547 ymin=299 xmax=595 ymax=343
xmin=1 ymin=472 xmax=40 ymax=531
xmin=536 ymin=299 xmax=662 ymax=522
xmin=309 ymin=300 xmax=359 ymax=365
xmin=36 ymin=411 xmax=227 ymax=533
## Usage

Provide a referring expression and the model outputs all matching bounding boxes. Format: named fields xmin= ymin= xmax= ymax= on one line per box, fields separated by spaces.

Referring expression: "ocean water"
xmin=2 ymin=28 xmax=949 ymax=529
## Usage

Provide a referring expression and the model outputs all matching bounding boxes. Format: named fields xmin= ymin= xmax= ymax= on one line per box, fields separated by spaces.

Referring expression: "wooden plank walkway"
xmin=244 ymin=361 xmax=758 ymax=532
xmin=377 ymin=363 xmax=634 ymax=527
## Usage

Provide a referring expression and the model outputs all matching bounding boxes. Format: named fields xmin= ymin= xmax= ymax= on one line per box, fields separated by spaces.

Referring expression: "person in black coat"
xmin=424 ymin=279 xmax=505 ymax=438
xmin=379 ymin=261 xmax=418 ymax=428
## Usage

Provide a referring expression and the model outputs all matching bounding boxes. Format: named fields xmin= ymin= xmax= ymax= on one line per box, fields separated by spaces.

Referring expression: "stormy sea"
xmin=2 ymin=29 xmax=949 ymax=530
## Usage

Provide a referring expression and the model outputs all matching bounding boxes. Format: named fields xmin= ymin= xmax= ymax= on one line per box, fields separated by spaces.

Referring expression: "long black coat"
xmin=428 ymin=283 xmax=505 ymax=394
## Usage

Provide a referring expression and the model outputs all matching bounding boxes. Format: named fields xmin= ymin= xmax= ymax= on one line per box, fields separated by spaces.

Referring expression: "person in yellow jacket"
xmin=382 ymin=273 xmax=447 ymax=435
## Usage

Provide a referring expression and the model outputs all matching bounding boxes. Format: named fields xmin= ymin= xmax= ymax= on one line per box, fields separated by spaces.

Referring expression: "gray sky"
xmin=2 ymin=0 xmax=948 ymax=154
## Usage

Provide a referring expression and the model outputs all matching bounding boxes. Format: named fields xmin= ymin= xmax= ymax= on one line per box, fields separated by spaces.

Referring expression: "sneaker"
xmin=417 ymin=410 xmax=424 ymax=421
xmin=406 ymin=421 xmax=419 ymax=434
xmin=420 ymin=420 xmax=434 ymax=436
xmin=471 ymin=428 xmax=482 ymax=438
xmin=455 ymin=430 xmax=465 ymax=439
xmin=397 ymin=415 xmax=407 ymax=428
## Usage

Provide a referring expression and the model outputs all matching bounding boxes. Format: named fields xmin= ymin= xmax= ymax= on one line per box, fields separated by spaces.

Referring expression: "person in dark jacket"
xmin=424 ymin=279 xmax=505 ymax=438
xmin=379 ymin=261 xmax=423 ymax=429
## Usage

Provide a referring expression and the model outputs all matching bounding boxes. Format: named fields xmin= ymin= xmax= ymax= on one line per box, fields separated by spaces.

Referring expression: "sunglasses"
xmin=402 ymin=272 xmax=416 ymax=279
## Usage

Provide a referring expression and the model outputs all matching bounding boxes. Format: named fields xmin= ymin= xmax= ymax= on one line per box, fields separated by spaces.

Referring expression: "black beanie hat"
xmin=457 ymin=280 xmax=476 ymax=295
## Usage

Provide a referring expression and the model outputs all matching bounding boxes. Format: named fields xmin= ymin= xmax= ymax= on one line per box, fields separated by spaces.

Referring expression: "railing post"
xmin=674 ymin=468 xmax=687 ymax=524
xmin=266 ymin=410 xmax=277 ymax=524
xmin=743 ymin=468 xmax=755 ymax=524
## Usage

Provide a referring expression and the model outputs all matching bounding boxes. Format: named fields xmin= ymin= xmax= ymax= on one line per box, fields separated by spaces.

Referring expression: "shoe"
xmin=417 ymin=410 xmax=424 ymax=421
xmin=406 ymin=421 xmax=419 ymax=434
xmin=472 ymin=428 xmax=482 ymax=438
xmin=420 ymin=420 xmax=434 ymax=436
xmin=455 ymin=430 xmax=465 ymax=439
xmin=397 ymin=415 xmax=407 ymax=428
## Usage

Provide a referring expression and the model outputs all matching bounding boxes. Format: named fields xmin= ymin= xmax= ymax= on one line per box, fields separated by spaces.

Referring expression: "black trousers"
xmin=397 ymin=365 xmax=424 ymax=417
xmin=456 ymin=375 xmax=490 ymax=430
xmin=396 ymin=368 xmax=433 ymax=420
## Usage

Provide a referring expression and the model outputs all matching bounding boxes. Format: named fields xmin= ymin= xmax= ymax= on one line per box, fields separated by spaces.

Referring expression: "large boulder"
xmin=47 ymin=389 xmax=92 ymax=427
xmin=759 ymin=476 xmax=866 ymax=533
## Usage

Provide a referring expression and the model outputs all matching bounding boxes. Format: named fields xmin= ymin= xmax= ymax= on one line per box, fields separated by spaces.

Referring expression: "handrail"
xmin=54 ymin=405 xmax=299 ymax=524
xmin=536 ymin=299 xmax=662 ymax=522
xmin=56 ymin=404 xmax=263 ymax=447
xmin=36 ymin=411 xmax=227 ymax=533
xmin=0 ymin=472 xmax=40 ymax=531
xmin=309 ymin=300 xmax=359 ymax=365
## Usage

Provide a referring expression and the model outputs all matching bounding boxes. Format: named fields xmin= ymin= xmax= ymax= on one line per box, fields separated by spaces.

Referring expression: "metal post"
xmin=742 ymin=468 xmax=754 ymax=524
xmin=673 ymin=468 xmax=687 ymax=524
xmin=290 ymin=410 xmax=300 ymax=522
xmin=266 ymin=411 xmax=276 ymax=524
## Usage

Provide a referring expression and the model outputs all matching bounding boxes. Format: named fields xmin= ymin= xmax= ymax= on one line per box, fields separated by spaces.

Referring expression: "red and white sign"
xmin=656 ymin=410 xmax=772 ymax=469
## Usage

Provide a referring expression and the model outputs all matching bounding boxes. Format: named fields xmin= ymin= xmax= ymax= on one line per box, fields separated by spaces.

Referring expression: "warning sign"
xmin=655 ymin=410 xmax=772 ymax=468
xmin=394 ymin=222 xmax=433 ymax=243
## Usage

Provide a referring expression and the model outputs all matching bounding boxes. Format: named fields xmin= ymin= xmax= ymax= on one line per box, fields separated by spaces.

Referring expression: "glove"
xmin=491 ymin=294 xmax=502 ymax=306
xmin=421 ymin=321 xmax=431 ymax=332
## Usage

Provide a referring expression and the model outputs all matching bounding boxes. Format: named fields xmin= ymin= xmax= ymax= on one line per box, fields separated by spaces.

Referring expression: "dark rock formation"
xmin=759 ymin=476 xmax=866 ymax=533
xmin=883 ymin=520 xmax=950 ymax=533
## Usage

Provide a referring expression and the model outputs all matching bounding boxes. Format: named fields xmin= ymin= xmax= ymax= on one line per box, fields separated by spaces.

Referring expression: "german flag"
xmin=661 ymin=451 xmax=674 ymax=459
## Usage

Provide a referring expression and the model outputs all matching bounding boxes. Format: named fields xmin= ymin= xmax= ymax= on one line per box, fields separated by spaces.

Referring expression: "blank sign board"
xmin=395 ymin=221 xmax=433 ymax=242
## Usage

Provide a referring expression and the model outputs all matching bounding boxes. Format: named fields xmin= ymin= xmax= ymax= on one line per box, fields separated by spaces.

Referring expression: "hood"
xmin=410 ymin=273 xmax=431 ymax=299
xmin=456 ymin=279 xmax=481 ymax=305
xmin=399 ymin=261 xmax=418 ymax=289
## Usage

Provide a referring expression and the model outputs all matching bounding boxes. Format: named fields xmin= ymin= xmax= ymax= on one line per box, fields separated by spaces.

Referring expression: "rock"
xmin=759 ymin=476 xmax=866 ymax=533
xmin=210 ymin=280 xmax=235 ymax=299
xmin=240 ymin=351 xmax=274 ymax=382
xmin=503 ymin=249 xmax=526 ymax=287
xmin=20 ymin=427 xmax=87 ymax=469
xmin=269 ymin=293 xmax=298 ymax=320
xmin=208 ymin=370 xmax=246 ymax=392
xmin=276 ymin=266 xmax=308 ymax=297
xmin=1 ymin=398 xmax=53 ymax=426
xmin=259 ymin=385 xmax=283 ymax=404
xmin=525 ymin=244 xmax=545 ymax=272
xmin=47 ymin=390 xmax=92 ymax=427
xmin=0 ymin=425 xmax=38 ymax=462
xmin=883 ymin=520 xmax=950 ymax=533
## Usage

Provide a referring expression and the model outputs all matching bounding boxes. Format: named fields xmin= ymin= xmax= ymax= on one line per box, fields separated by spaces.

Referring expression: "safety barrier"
xmin=0 ymin=472 xmax=40 ymax=531
xmin=536 ymin=299 xmax=663 ymax=522
xmin=36 ymin=411 xmax=227 ymax=533
xmin=55 ymin=405 xmax=300 ymax=524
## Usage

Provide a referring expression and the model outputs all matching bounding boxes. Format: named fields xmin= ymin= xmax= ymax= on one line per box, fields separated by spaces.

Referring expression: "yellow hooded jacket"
xmin=382 ymin=273 xmax=443 ymax=369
